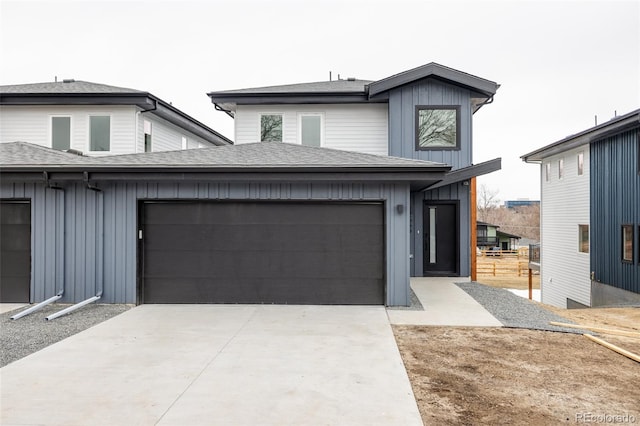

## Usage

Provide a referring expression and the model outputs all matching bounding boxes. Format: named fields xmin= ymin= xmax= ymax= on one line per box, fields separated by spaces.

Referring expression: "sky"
xmin=1 ymin=0 xmax=638 ymax=202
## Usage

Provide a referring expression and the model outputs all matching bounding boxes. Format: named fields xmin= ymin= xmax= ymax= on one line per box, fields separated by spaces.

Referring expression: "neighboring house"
xmin=0 ymin=141 xmax=448 ymax=306
xmin=522 ymin=109 xmax=640 ymax=308
xmin=208 ymin=62 xmax=501 ymax=278
xmin=0 ymin=80 xmax=231 ymax=154
xmin=476 ymin=221 xmax=521 ymax=250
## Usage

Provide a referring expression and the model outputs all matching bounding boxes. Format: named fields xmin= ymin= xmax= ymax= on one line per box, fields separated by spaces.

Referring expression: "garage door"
xmin=141 ymin=201 xmax=384 ymax=304
xmin=0 ymin=201 xmax=31 ymax=303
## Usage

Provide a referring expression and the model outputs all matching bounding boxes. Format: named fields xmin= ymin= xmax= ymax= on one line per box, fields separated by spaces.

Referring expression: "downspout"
xmin=12 ymin=173 xmax=65 ymax=320
xmin=46 ymin=177 xmax=104 ymax=321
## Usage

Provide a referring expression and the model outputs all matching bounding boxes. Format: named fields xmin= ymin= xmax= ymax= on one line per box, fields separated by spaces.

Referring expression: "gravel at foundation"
xmin=455 ymin=281 xmax=587 ymax=334
xmin=387 ymin=287 xmax=424 ymax=311
xmin=1 ymin=304 xmax=131 ymax=368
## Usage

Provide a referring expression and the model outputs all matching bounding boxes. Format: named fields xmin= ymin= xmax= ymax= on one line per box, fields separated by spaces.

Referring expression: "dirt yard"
xmin=394 ymin=308 xmax=640 ymax=425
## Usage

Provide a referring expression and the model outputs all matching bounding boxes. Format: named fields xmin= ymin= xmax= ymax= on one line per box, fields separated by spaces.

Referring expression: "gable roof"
xmin=0 ymin=80 xmax=232 ymax=146
xmin=521 ymin=108 xmax=640 ymax=162
xmin=367 ymin=62 xmax=498 ymax=98
xmin=208 ymin=63 xmax=498 ymax=115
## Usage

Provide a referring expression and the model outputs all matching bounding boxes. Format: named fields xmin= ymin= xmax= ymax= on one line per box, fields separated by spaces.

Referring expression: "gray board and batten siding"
xmin=387 ymin=79 xmax=473 ymax=168
xmin=590 ymin=127 xmax=640 ymax=294
xmin=0 ymin=181 xmax=412 ymax=306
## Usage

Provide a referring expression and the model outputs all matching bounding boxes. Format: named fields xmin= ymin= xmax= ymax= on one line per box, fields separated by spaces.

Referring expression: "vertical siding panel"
xmin=591 ymin=129 xmax=639 ymax=293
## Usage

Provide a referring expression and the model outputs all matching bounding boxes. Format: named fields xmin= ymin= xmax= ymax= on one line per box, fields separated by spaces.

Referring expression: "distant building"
xmin=504 ymin=200 xmax=540 ymax=209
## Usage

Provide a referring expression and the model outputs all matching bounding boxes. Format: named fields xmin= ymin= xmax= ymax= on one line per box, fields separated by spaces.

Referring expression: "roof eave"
xmin=521 ymin=110 xmax=640 ymax=163
xmin=368 ymin=63 xmax=499 ymax=98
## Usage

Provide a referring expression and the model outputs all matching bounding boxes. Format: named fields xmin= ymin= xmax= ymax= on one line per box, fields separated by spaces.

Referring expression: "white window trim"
xmin=297 ymin=112 xmax=325 ymax=147
xmin=545 ymin=163 xmax=551 ymax=182
xmin=259 ymin=112 xmax=284 ymax=142
xmin=181 ymin=136 xmax=188 ymax=150
xmin=577 ymin=152 xmax=584 ymax=176
xmin=558 ymin=158 xmax=564 ymax=180
xmin=143 ymin=119 xmax=152 ymax=152
xmin=49 ymin=115 xmax=72 ymax=151
xmin=88 ymin=114 xmax=112 ymax=153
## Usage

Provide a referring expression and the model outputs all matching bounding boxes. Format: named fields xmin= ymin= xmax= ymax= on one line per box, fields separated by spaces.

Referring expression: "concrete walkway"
xmin=0 ymin=304 xmax=25 ymax=314
xmin=0 ymin=305 xmax=422 ymax=426
xmin=387 ymin=277 xmax=503 ymax=326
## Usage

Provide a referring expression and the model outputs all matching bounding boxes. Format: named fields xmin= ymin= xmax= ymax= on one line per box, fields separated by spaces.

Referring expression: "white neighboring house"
xmin=0 ymin=80 xmax=231 ymax=155
xmin=538 ymin=146 xmax=590 ymax=308
xmin=522 ymin=109 xmax=640 ymax=308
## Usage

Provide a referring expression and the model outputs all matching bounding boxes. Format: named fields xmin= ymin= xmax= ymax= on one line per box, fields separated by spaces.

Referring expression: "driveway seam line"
xmin=154 ymin=306 xmax=260 ymax=425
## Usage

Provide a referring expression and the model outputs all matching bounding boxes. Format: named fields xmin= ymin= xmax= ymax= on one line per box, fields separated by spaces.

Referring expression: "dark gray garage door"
xmin=141 ymin=201 xmax=384 ymax=304
xmin=0 ymin=201 xmax=31 ymax=303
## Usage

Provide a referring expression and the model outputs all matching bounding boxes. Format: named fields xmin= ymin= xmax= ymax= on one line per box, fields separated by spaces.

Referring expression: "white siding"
xmin=540 ymin=145 xmax=591 ymax=307
xmin=1 ymin=105 xmax=137 ymax=156
xmin=1 ymin=105 xmax=217 ymax=156
xmin=234 ymin=104 xmax=389 ymax=156
xmin=136 ymin=113 xmax=215 ymax=153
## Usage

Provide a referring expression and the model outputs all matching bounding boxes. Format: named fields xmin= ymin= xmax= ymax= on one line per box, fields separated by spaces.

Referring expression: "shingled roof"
xmin=0 ymin=141 xmax=449 ymax=170
xmin=0 ymin=80 xmax=143 ymax=94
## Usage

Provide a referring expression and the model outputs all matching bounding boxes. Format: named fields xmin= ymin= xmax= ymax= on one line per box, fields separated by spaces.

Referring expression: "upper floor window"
xmin=51 ymin=116 xmax=70 ymax=151
xmin=181 ymin=136 xmax=187 ymax=150
xmin=415 ymin=106 xmax=460 ymax=150
xmin=90 ymin=115 xmax=110 ymax=151
xmin=545 ymin=163 xmax=551 ymax=182
xmin=578 ymin=224 xmax=589 ymax=253
xmin=622 ymin=225 xmax=634 ymax=262
xmin=558 ymin=158 xmax=564 ymax=179
xmin=299 ymin=113 xmax=323 ymax=147
xmin=260 ymin=114 xmax=283 ymax=142
xmin=144 ymin=120 xmax=152 ymax=152
xmin=577 ymin=152 xmax=584 ymax=175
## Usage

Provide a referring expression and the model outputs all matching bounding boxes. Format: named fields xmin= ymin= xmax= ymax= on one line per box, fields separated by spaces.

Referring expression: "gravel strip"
xmin=1 ymin=304 xmax=131 ymax=368
xmin=387 ymin=287 xmax=424 ymax=311
xmin=455 ymin=281 xmax=587 ymax=334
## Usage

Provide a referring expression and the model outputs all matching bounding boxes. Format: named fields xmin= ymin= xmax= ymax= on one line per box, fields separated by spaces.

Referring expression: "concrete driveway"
xmin=0 ymin=305 xmax=422 ymax=426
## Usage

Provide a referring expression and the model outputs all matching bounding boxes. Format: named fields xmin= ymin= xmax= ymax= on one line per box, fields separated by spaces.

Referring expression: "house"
xmin=476 ymin=221 xmax=521 ymax=251
xmin=0 ymin=80 xmax=232 ymax=154
xmin=0 ymin=141 xmax=448 ymax=306
xmin=208 ymin=62 xmax=501 ymax=279
xmin=521 ymin=109 xmax=640 ymax=308
xmin=0 ymin=62 xmax=500 ymax=309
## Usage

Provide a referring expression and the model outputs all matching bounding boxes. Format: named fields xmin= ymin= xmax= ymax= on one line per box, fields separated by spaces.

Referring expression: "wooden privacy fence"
xmin=477 ymin=261 xmax=530 ymax=277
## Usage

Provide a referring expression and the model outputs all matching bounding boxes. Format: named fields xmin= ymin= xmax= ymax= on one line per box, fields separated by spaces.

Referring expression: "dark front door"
xmin=140 ymin=201 xmax=385 ymax=305
xmin=0 ymin=201 xmax=31 ymax=302
xmin=423 ymin=202 xmax=458 ymax=276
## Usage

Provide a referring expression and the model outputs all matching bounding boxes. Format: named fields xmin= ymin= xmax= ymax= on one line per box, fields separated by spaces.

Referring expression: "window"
xmin=299 ymin=114 xmax=322 ymax=147
xmin=415 ymin=106 xmax=460 ymax=150
xmin=89 ymin=116 xmax=110 ymax=151
xmin=51 ymin=116 xmax=71 ymax=151
xmin=181 ymin=136 xmax=187 ymax=150
xmin=622 ymin=225 xmax=633 ymax=262
xmin=260 ymin=114 xmax=283 ymax=142
xmin=144 ymin=120 xmax=152 ymax=152
xmin=578 ymin=225 xmax=589 ymax=253
xmin=577 ymin=152 xmax=584 ymax=175
xmin=545 ymin=163 xmax=551 ymax=182
xmin=558 ymin=158 xmax=564 ymax=179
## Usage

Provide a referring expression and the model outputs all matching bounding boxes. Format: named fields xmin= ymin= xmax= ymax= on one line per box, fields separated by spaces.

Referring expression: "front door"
xmin=0 ymin=200 xmax=31 ymax=302
xmin=423 ymin=202 xmax=458 ymax=276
